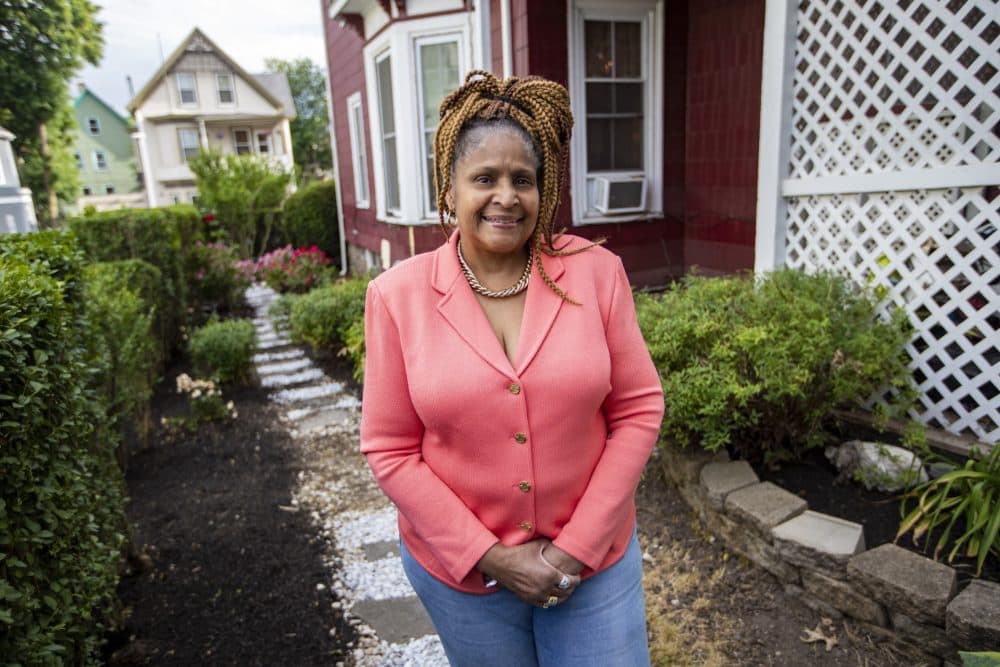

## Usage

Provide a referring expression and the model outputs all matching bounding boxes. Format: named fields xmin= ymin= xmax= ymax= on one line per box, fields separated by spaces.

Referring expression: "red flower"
xmin=203 ymin=213 xmax=216 ymax=222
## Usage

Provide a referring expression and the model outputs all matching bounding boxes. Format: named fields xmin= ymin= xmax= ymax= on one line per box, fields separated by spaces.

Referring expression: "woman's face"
xmin=449 ymin=126 xmax=539 ymax=260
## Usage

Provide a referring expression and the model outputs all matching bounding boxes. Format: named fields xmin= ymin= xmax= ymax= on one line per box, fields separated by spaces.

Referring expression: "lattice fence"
xmin=780 ymin=0 xmax=999 ymax=443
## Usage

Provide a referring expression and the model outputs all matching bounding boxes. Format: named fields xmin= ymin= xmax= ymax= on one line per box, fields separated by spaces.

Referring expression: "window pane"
xmin=376 ymin=56 xmax=395 ymax=134
xmin=614 ymin=22 xmax=642 ymax=77
xmin=586 ymin=82 xmax=613 ymax=114
xmin=615 ymin=82 xmax=643 ymax=114
xmin=425 ymin=131 xmax=436 ymax=210
xmin=257 ymin=132 xmax=270 ymax=154
xmin=587 ymin=118 xmax=612 ymax=171
xmin=613 ymin=117 xmax=643 ymax=170
xmin=234 ymin=129 xmax=251 ymax=155
xmin=585 ymin=21 xmax=612 ymax=77
xmin=383 ymin=136 xmax=399 ymax=210
xmin=420 ymin=41 xmax=459 ymax=128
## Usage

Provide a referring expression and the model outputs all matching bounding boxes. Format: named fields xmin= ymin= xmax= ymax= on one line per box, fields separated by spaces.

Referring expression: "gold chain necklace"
xmin=457 ymin=240 xmax=532 ymax=298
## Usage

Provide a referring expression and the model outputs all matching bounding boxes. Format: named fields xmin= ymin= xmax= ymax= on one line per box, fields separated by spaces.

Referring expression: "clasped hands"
xmin=476 ymin=539 xmax=584 ymax=608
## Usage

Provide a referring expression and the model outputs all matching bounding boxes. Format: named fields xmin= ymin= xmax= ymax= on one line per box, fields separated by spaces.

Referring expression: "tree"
xmin=264 ymin=57 xmax=333 ymax=182
xmin=188 ymin=151 xmax=293 ymax=258
xmin=0 ymin=0 xmax=104 ymax=226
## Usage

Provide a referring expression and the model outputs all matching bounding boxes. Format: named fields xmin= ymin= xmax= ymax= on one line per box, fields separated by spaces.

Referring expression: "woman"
xmin=360 ymin=70 xmax=664 ymax=666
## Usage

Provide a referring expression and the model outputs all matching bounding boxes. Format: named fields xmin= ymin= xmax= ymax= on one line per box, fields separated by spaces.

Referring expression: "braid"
xmin=434 ymin=70 xmax=604 ymax=302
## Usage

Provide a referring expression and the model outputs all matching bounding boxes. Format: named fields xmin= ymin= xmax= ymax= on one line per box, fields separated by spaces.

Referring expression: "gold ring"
xmin=543 ymin=595 xmax=559 ymax=608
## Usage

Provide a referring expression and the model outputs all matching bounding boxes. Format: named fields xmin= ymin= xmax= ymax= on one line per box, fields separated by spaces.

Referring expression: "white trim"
xmin=233 ymin=127 xmax=253 ymax=155
xmin=753 ymin=0 xmax=797 ymax=272
xmin=567 ymin=0 xmax=664 ymax=225
xmin=782 ymin=164 xmax=1000 ymax=197
xmin=372 ymin=48 xmax=401 ymax=216
xmin=256 ymin=130 xmax=273 ymax=155
xmin=176 ymin=71 xmax=198 ymax=106
xmin=414 ymin=32 xmax=463 ymax=217
xmin=346 ymin=91 xmax=371 ymax=208
xmin=500 ymin=0 xmax=512 ymax=77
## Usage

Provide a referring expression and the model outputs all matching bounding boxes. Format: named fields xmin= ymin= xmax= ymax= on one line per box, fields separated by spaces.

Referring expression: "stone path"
xmin=244 ymin=284 xmax=448 ymax=666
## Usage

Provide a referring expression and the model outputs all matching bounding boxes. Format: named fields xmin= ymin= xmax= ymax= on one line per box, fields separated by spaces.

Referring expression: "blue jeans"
xmin=401 ymin=530 xmax=650 ymax=667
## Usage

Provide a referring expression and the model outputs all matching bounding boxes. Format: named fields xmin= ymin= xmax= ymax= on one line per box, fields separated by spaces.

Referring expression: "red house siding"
xmin=683 ymin=0 xmax=764 ymax=274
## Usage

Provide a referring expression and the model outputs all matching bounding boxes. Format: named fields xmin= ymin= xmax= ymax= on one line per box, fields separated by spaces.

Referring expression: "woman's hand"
xmin=477 ymin=539 xmax=579 ymax=607
xmin=539 ymin=543 xmax=584 ymax=576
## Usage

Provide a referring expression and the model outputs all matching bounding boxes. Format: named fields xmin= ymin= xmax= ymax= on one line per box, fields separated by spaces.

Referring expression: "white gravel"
xmin=340 ymin=557 xmax=412 ymax=601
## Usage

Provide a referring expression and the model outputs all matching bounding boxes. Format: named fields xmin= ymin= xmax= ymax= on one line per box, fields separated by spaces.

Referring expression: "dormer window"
xmin=217 ymin=73 xmax=235 ymax=104
xmin=176 ymin=72 xmax=198 ymax=105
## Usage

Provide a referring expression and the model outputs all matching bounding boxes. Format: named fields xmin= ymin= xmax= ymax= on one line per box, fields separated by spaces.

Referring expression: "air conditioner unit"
xmin=593 ymin=176 xmax=647 ymax=214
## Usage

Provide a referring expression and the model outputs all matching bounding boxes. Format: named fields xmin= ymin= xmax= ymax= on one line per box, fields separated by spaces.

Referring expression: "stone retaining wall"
xmin=658 ymin=445 xmax=1000 ymax=666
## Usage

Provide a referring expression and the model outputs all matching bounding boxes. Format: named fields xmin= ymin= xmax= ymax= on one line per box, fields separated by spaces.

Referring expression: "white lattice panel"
xmin=782 ymin=0 xmax=1000 ymax=444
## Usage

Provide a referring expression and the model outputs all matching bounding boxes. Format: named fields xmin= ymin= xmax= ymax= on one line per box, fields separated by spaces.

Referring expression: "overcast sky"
xmin=74 ymin=0 xmax=329 ymax=115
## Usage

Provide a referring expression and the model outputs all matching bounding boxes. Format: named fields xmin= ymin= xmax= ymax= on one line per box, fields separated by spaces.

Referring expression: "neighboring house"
xmin=0 ymin=126 xmax=38 ymax=234
xmin=71 ymin=85 xmax=144 ymax=212
xmin=127 ymin=28 xmax=296 ymax=207
xmin=322 ymin=0 xmax=998 ymax=445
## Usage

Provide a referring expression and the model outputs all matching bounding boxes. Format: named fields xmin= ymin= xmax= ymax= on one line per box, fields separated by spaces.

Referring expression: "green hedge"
xmin=83 ymin=260 xmax=160 ymax=446
xmin=68 ymin=204 xmax=203 ymax=360
xmin=281 ymin=180 xmax=339 ymax=262
xmin=189 ymin=318 xmax=257 ymax=386
xmin=0 ymin=235 xmax=126 ymax=664
xmin=287 ymin=278 xmax=367 ymax=355
xmin=636 ymin=269 xmax=915 ymax=463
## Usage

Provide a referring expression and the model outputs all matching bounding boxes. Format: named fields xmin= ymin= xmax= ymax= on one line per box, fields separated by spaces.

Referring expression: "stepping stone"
xmin=256 ymin=357 xmax=312 ymax=375
xmin=351 ymin=596 xmax=436 ymax=645
xmin=848 ymin=543 xmax=957 ymax=625
xmin=253 ymin=349 xmax=305 ymax=364
xmin=724 ymin=481 xmax=807 ymax=537
xmin=269 ymin=382 xmax=345 ymax=405
xmin=295 ymin=408 xmax=353 ymax=433
xmin=260 ymin=368 xmax=327 ymax=388
xmin=257 ymin=336 xmax=293 ymax=350
xmin=362 ymin=539 xmax=400 ymax=561
xmin=700 ymin=460 xmax=759 ymax=511
xmin=773 ymin=510 xmax=865 ymax=577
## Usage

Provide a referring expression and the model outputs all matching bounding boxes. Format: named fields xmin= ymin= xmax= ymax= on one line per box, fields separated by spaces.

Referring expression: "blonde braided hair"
xmin=434 ymin=70 xmax=603 ymax=303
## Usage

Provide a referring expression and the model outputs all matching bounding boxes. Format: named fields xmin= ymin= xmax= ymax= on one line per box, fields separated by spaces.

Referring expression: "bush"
xmin=189 ymin=318 xmax=257 ymax=385
xmin=281 ymin=179 xmax=339 ymax=261
xmin=254 ymin=244 xmax=335 ymax=294
xmin=188 ymin=241 xmax=251 ymax=317
xmin=636 ymin=269 xmax=915 ymax=463
xmin=68 ymin=205 xmax=202 ymax=361
xmin=82 ymin=261 xmax=159 ymax=446
xmin=0 ymin=244 xmax=126 ymax=663
xmin=342 ymin=316 xmax=366 ymax=383
xmin=288 ymin=277 xmax=368 ymax=353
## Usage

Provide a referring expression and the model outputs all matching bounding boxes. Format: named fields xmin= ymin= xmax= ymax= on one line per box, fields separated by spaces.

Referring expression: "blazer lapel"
xmin=433 ymin=233 xmax=516 ymax=377
xmin=514 ymin=249 xmax=565 ymax=375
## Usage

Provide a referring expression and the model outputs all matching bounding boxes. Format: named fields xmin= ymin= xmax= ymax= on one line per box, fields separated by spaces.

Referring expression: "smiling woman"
xmin=359 ymin=70 xmax=665 ymax=667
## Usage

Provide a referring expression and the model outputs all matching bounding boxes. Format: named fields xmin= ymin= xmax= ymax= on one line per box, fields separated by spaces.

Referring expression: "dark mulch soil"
xmin=104 ymin=363 xmax=357 ymax=666
xmin=754 ymin=445 xmax=999 ymax=587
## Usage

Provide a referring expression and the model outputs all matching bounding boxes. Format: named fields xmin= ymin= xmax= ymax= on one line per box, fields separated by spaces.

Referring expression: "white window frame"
xmin=256 ymin=131 xmax=272 ymax=155
xmin=233 ymin=128 xmax=253 ymax=155
xmin=346 ymin=91 xmax=371 ymax=208
xmin=362 ymin=13 xmax=472 ymax=225
xmin=216 ymin=72 xmax=235 ymax=105
xmin=87 ymin=117 xmax=101 ymax=135
xmin=74 ymin=152 xmax=83 ymax=170
xmin=176 ymin=72 xmax=198 ymax=106
xmin=373 ymin=49 xmax=401 ymax=216
xmin=178 ymin=128 xmax=200 ymax=163
xmin=414 ymin=33 xmax=463 ymax=218
xmin=92 ymin=150 xmax=108 ymax=170
xmin=567 ymin=0 xmax=664 ymax=224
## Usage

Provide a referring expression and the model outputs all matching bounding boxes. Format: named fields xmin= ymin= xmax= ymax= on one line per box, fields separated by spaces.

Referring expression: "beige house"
xmin=127 ymin=27 xmax=296 ymax=207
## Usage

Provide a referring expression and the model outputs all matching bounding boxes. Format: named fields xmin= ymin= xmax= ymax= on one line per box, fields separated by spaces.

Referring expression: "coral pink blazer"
xmin=360 ymin=232 xmax=664 ymax=593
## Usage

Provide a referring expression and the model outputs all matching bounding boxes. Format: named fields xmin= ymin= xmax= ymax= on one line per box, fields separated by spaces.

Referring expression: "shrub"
xmin=288 ymin=277 xmax=368 ymax=353
xmin=68 ymin=205 xmax=201 ymax=361
xmin=166 ymin=373 xmax=238 ymax=429
xmin=189 ymin=318 xmax=257 ymax=385
xmin=82 ymin=261 xmax=159 ymax=446
xmin=188 ymin=241 xmax=251 ymax=317
xmin=898 ymin=444 xmax=1000 ymax=577
xmin=342 ymin=316 xmax=366 ymax=383
xmin=281 ymin=179 xmax=339 ymax=261
xmin=0 ymin=249 xmax=126 ymax=663
xmin=636 ymin=269 xmax=914 ymax=463
xmin=255 ymin=244 xmax=334 ymax=293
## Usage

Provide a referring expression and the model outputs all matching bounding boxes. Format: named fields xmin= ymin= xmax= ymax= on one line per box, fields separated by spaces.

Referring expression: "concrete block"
xmin=660 ymin=443 xmax=722 ymax=488
xmin=848 ymin=544 xmax=957 ymax=626
xmin=699 ymin=460 xmax=758 ymax=511
xmin=946 ymin=579 xmax=1000 ymax=651
xmin=773 ymin=510 xmax=865 ymax=579
xmin=891 ymin=611 xmax=957 ymax=659
xmin=724 ymin=481 xmax=807 ymax=538
xmin=801 ymin=568 xmax=887 ymax=626
xmin=782 ymin=583 xmax=843 ymax=620
xmin=361 ymin=539 xmax=399 ymax=561
xmin=712 ymin=511 xmax=800 ymax=584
